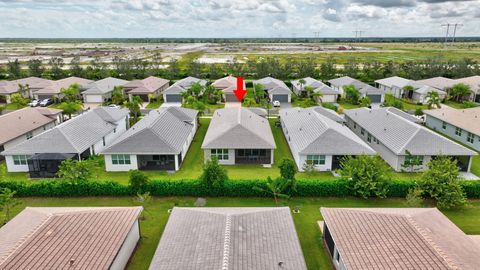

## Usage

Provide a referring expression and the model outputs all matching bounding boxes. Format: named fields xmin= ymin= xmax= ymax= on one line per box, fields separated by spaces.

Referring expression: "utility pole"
xmin=441 ymin=23 xmax=463 ymax=44
xmin=353 ymin=30 xmax=364 ymax=39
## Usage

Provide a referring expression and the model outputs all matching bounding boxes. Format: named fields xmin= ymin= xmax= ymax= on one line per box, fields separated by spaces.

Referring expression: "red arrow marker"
xmin=233 ymin=76 xmax=247 ymax=102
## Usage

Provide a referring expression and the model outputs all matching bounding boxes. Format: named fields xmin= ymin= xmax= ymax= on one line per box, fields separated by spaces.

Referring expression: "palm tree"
xmin=450 ymin=83 xmax=472 ymax=102
xmin=426 ymin=91 xmax=441 ymax=109
xmin=298 ymin=79 xmax=306 ymax=97
xmin=403 ymin=85 xmax=414 ymax=100
xmin=58 ymin=101 xmax=82 ymax=119
xmin=125 ymin=96 xmax=142 ymax=124
xmin=253 ymin=177 xmax=291 ymax=206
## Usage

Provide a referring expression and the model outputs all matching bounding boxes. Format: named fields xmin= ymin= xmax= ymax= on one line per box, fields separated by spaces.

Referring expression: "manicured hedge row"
xmin=1 ymin=178 xmax=480 ymax=198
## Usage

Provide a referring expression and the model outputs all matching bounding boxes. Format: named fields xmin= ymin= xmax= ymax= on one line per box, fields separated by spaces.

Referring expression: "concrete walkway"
xmin=460 ymin=172 xmax=480 ymax=180
xmin=225 ymin=101 xmax=241 ymax=108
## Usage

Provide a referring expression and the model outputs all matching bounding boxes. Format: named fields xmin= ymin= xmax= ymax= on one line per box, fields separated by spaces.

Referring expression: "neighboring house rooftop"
xmin=424 ymin=106 xmax=480 ymax=136
xmin=344 ymin=107 xmax=476 ymax=156
xmin=82 ymin=77 xmax=129 ymax=95
xmin=212 ymin=75 xmax=237 ymax=89
xmin=329 ymin=76 xmax=384 ymax=95
xmin=414 ymin=85 xmax=446 ymax=95
xmin=310 ymin=106 xmax=345 ymax=123
xmin=280 ymin=107 xmax=374 ymax=155
xmin=375 ymin=76 xmax=411 ymax=88
xmin=321 ymin=207 xmax=480 ymax=270
xmin=0 ymin=81 xmax=19 ymax=95
xmin=124 ymin=76 xmax=169 ymax=94
xmin=416 ymin=76 xmax=457 ymax=90
xmin=0 ymin=77 xmax=53 ymax=95
xmin=455 ymin=75 xmax=480 ymax=92
xmin=2 ymin=107 xmax=129 ymax=155
xmin=291 ymin=77 xmax=340 ymax=95
xmin=385 ymin=107 xmax=422 ymax=124
xmin=253 ymin=76 xmax=292 ymax=95
xmin=33 ymin=77 xmax=93 ymax=95
xmin=149 ymin=207 xmax=307 ymax=270
xmin=0 ymin=207 xmax=142 ymax=270
xmin=103 ymin=107 xmax=198 ymax=155
xmin=163 ymin=76 xmax=207 ymax=95
xmin=202 ymin=108 xmax=276 ymax=149
xmin=0 ymin=107 xmax=61 ymax=145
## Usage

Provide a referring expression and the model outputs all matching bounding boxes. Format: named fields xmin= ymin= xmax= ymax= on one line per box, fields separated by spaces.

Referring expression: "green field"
xmin=6 ymin=196 xmax=480 ymax=270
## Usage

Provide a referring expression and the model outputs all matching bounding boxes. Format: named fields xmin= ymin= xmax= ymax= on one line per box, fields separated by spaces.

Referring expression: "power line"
xmin=441 ymin=23 xmax=463 ymax=44
xmin=353 ymin=30 xmax=365 ymax=39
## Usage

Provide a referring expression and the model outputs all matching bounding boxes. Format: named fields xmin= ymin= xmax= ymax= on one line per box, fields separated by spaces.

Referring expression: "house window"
xmin=467 ymin=133 xmax=475 ymax=144
xmin=102 ymin=137 xmax=106 ymax=146
xmin=442 ymin=121 xmax=447 ymax=129
xmin=361 ymin=128 xmax=365 ymax=135
xmin=367 ymin=133 xmax=372 ymax=143
xmin=26 ymin=132 xmax=33 ymax=140
xmin=353 ymin=123 xmax=357 ymax=129
xmin=455 ymin=127 xmax=462 ymax=136
xmin=334 ymin=250 xmax=341 ymax=263
xmin=112 ymin=154 xmax=131 ymax=165
xmin=13 ymin=155 xmax=29 ymax=165
xmin=306 ymin=155 xmax=326 ymax=165
xmin=211 ymin=149 xmax=228 ymax=160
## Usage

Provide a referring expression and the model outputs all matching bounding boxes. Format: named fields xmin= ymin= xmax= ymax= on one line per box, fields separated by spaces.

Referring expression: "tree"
xmin=58 ymin=101 xmax=82 ymax=119
xmin=359 ymin=96 xmax=372 ymax=107
xmin=167 ymin=59 xmax=180 ymax=79
xmin=302 ymin=160 xmax=315 ymax=175
xmin=111 ymin=86 xmax=125 ymax=105
xmin=6 ymin=59 xmax=21 ymax=79
xmin=408 ymin=156 xmax=466 ymax=209
xmin=60 ymin=83 xmax=81 ymax=102
xmin=253 ymin=177 xmax=291 ymax=206
xmin=129 ymin=170 xmax=150 ymax=192
xmin=253 ymin=83 xmax=265 ymax=102
xmin=199 ymin=157 xmax=228 ymax=193
xmin=0 ymin=105 xmax=5 ymax=115
xmin=0 ymin=188 xmax=21 ymax=224
xmin=69 ymin=56 xmax=84 ymax=77
xmin=401 ymin=150 xmax=423 ymax=172
xmin=425 ymin=91 xmax=441 ymax=109
xmin=125 ymin=96 xmax=142 ymax=124
xmin=57 ymin=159 xmax=94 ymax=182
xmin=134 ymin=192 xmax=152 ymax=219
xmin=298 ymin=79 xmax=306 ymax=96
xmin=319 ymin=57 xmax=337 ymax=80
xmin=402 ymin=85 xmax=414 ymax=99
xmin=0 ymin=162 xmax=6 ymax=181
xmin=339 ymin=155 xmax=390 ymax=199
xmin=279 ymin=158 xmax=297 ymax=180
xmin=344 ymin=85 xmax=361 ymax=104
xmin=28 ymin=59 xmax=44 ymax=77
xmin=450 ymin=83 xmax=471 ymax=102
xmin=49 ymin=57 xmax=64 ymax=79
xmin=9 ymin=93 xmax=28 ymax=109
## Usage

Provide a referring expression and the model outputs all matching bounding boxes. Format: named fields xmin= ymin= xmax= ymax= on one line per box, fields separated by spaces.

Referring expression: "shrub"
xmin=57 ymin=159 xmax=94 ymax=182
xmin=129 ymin=170 xmax=150 ymax=192
xmin=321 ymin=102 xmax=338 ymax=112
xmin=199 ymin=157 xmax=228 ymax=194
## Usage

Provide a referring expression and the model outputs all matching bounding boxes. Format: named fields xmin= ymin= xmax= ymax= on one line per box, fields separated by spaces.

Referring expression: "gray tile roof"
xmin=291 ymin=77 xmax=339 ymax=95
xmin=0 ymin=207 xmax=142 ymax=270
xmin=253 ymin=76 xmax=292 ymax=95
xmin=329 ymin=76 xmax=384 ymax=95
xmin=416 ymin=77 xmax=457 ymax=90
xmin=344 ymin=107 xmax=476 ymax=156
xmin=375 ymin=76 xmax=411 ymax=88
xmin=1 ymin=107 xmax=129 ymax=155
xmin=149 ymin=207 xmax=307 ymax=270
xmin=414 ymin=85 xmax=446 ymax=95
xmin=202 ymin=108 xmax=276 ymax=149
xmin=163 ymin=76 xmax=207 ymax=95
xmin=311 ymin=106 xmax=345 ymax=123
xmin=102 ymin=107 xmax=198 ymax=154
xmin=321 ymin=207 xmax=480 ymax=270
xmin=82 ymin=77 xmax=129 ymax=95
xmin=385 ymin=107 xmax=422 ymax=124
xmin=280 ymin=107 xmax=375 ymax=155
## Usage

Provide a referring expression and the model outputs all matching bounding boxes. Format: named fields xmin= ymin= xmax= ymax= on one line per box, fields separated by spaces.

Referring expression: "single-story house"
xmin=374 ymin=76 xmax=412 ymax=98
xmin=82 ymin=77 xmax=129 ymax=103
xmin=416 ymin=76 xmax=457 ymax=92
xmin=102 ymin=107 xmax=198 ymax=171
xmin=375 ymin=76 xmax=447 ymax=103
xmin=212 ymin=75 xmax=245 ymax=102
xmin=344 ymin=107 xmax=477 ymax=172
xmin=0 ymin=107 xmax=62 ymax=159
xmin=163 ymin=76 xmax=207 ymax=103
xmin=202 ymin=108 xmax=276 ymax=165
xmin=412 ymin=84 xmax=447 ymax=103
xmin=321 ymin=207 xmax=480 ymax=270
xmin=0 ymin=77 xmax=52 ymax=103
xmin=32 ymin=76 xmax=93 ymax=100
xmin=280 ymin=107 xmax=375 ymax=172
xmin=1 ymin=106 xmax=129 ymax=177
xmin=328 ymin=76 xmax=385 ymax=103
xmin=253 ymin=76 xmax=292 ymax=103
xmin=291 ymin=77 xmax=340 ymax=103
xmin=149 ymin=207 xmax=307 ymax=270
xmin=0 ymin=207 xmax=142 ymax=270
xmin=124 ymin=76 xmax=169 ymax=102
xmin=425 ymin=106 xmax=480 ymax=152
xmin=455 ymin=75 xmax=480 ymax=102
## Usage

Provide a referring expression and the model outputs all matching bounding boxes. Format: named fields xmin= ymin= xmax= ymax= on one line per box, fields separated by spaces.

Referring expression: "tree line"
xmin=1 ymin=55 xmax=479 ymax=83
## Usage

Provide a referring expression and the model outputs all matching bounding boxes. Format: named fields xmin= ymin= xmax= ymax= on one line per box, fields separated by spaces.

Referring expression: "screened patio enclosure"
xmin=137 ymin=154 xmax=180 ymax=171
xmin=27 ymin=153 xmax=77 ymax=178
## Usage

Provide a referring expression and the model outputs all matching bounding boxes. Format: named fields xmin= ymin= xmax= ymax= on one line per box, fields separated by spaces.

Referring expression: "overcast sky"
xmin=0 ymin=0 xmax=478 ymax=38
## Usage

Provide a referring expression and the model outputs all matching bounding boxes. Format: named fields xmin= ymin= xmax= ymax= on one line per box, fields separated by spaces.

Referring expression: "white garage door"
xmin=322 ymin=94 xmax=337 ymax=103
xmin=85 ymin=94 xmax=104 ymax=103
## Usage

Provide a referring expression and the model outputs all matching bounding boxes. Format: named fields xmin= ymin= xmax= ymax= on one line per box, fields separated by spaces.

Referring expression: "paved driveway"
xmin=225 ymin=102 xmax=242 ymax=108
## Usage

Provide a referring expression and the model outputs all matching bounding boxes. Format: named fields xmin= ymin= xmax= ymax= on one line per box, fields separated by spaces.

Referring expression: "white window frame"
xmin=442 ymin=121 xmax=447 ymax=130
xmin=455 ymin=127 xmax=462 ymax=137
xmin=211 ymin=149 xmax=229 ymax=160
xmin=26 ymin=132 xmax=33 ymax=140
xmin=467 ymin=132 xmax=475 ymax=144
xmin=306 ymin=155 xmax=326 ymax=165
xmin=111 ymin=154 xmax=131 ymax=165
xmin=13 ymin=155 xmax=29 ymax=165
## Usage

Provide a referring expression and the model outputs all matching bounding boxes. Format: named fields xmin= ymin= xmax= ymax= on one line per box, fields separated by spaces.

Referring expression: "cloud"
xmin=323 ymin=8 xmax=342 ymax=22
xmin=352 ymin=0 xmax=416 ymax=7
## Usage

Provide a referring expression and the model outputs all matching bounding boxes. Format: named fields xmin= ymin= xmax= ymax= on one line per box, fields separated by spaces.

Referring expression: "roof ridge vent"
xmin=222 ymin=214 xmax=232 ymax=270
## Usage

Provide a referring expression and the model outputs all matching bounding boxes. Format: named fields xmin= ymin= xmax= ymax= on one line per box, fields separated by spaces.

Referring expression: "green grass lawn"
xmin=472 ymin=155 xmax=480 ymax=177
xmin=5 ymin=103 xmax=27 ymax=110
xmin=337 ymin=100 xmax=361 ymax=110
xmin=6 ymin=196 xmax=480 ymax=270
xmin=146 ymin=100 xmax=163 ymax=109
xmin=384 ymin=94 xmax=428 ymax=111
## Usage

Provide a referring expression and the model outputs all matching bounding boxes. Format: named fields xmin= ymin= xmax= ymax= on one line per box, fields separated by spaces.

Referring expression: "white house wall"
xmin=84 ymin=94 xmax=105 ymax=103
xmin=109 ymin=220 xmax=140 ymax=270
xmin=4 ymin=155 xmax=29 ymax=172
xmin=204 ymin=149 xmax=236 ymax=165
xmin=104 ymin=154 xmax=139 ymax=171
xmin=321 ymin=94 xmax=337 ymax=103
xmin=298 ymin=154 xmax=333 ymax=172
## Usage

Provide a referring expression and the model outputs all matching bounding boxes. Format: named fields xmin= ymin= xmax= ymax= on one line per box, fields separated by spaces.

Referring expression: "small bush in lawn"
xmin=129 ymin=170 xmax=150 ymax=192
xmin=199 ymin=157 xmax=228 ymax=194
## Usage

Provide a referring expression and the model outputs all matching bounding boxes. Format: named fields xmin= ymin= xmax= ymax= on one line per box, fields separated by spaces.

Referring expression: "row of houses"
xmin=1 ymin=103 xmax=477 ymax=175
xmin=376 ymin=75 xmax=480 ymax=103
xmin=1 ymin=205 xmax=478 ymax=270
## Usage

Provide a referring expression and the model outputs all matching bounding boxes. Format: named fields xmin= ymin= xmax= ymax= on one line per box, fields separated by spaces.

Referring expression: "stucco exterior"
xmin=425 ymin=115 xmax=480 ymax=152
xmin=203 ymin=149 xmax=274 ymax=165
xmin=109 ymin=220 xmax=141 ymax=270
xmin=2 ymin=121 xmax=56 ymax=150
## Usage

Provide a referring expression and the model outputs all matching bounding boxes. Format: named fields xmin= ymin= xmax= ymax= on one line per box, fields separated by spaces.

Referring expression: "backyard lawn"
xmin=384 ymin=94 xmax=428 ymax=111
xmin=145 ymin=100 xmax=163 ymax=109
xmin=6 ymin=196 xmax=480 ymax=270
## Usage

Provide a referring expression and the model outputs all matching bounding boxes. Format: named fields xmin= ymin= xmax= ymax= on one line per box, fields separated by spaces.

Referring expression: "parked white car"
xmin=273 ymin=100 xmax=281 ymax=107
xmin=28 ymin=99 xmax=40 ymax=107
xmin=39 ymin=98 xmax=53 ymax=107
